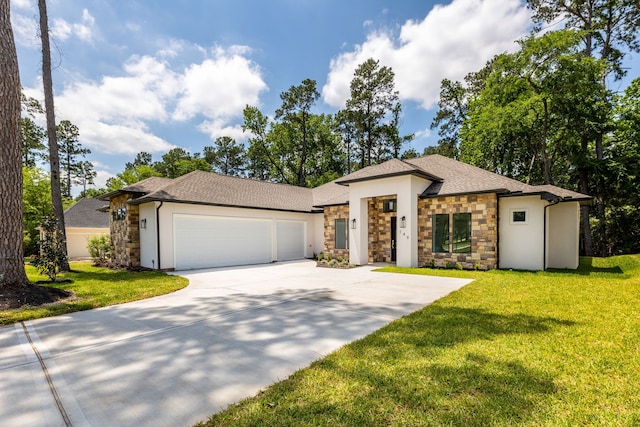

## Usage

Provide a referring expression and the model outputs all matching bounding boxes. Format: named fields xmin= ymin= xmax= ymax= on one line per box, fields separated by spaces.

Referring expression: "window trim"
xmin=335 ymin=218 xmax=348 ymax=250
xmin=383 ymin=199 xmax=397 ymax=213
xmin=432 ymin=213 xmax=450 ymax=253
xmin=510 ymin=209 xmax=528 ymax=224
xmin=452 ymin=212 xmax=472 ymax=254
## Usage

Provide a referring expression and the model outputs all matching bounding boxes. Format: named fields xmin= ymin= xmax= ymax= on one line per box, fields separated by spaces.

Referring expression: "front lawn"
xmin=0 ymin=262 xmax=188 ymax=325
xmin=199 ymin=255 xmax=640 ymax=426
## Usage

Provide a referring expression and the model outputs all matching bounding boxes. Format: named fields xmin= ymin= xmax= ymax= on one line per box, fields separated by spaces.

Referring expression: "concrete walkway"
xmin=0 ymin=261 xmax=471 ymax=427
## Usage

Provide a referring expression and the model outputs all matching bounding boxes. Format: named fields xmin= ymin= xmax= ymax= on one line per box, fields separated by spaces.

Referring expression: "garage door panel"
xmin=276 ymin=221 xmax=305 ymax=261
xmin=174 ymin=215 xmax=272 ymax=270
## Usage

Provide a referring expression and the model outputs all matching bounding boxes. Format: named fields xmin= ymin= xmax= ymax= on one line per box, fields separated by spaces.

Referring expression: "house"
xmin=63 ymin=198 xmax=110 ymax=259
xmin=99 ymin=155 xmax=591 ymax=271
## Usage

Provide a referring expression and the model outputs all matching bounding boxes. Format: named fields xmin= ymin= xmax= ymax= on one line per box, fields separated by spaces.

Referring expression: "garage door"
xmin=174 ymin=215 xmax=272 ymax=270
xmin=276 ymin=221 xmax=306 ymax=261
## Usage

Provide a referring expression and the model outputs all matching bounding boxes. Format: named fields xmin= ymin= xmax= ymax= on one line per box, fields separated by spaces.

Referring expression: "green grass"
xmin=199 ymin=255 xmax=640 ymax=426
xmin=0 ymin=262 xmax=188 ymax=325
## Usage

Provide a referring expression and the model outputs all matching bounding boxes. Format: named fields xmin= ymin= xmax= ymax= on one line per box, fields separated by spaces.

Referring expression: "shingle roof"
xmin=311 ymin=181 xmax=349 ymax=207
xmin=335 ymin=158 xmax=442 ymax=185
xmin=64 ymin=198 xmax=110 ymax=228
xmin=102 ymin=155 xmax=590 ymax=211
xmin=130 ymin=171 xmax=322 ymax=213
xmin=406 ymin=155 xmax=591 ymax=201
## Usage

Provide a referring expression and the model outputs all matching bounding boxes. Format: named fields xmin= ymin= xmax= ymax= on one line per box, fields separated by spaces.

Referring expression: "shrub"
xmin=88 ymin=234 xmax=111 ymax=265
xmin=429 ymin=259 xmax=436 ymax=268
xmin=455 ymin=262 xmax=463 ymax=270
xmin=445 ymin=261 xmax=453 ymax=269
xmin=337 ymin=256 xmax=344 ymax=263
xmin=31 ymin=214 xmax=68 ymax=281
xmin=474 ymin=261 xmax=482 ymax=271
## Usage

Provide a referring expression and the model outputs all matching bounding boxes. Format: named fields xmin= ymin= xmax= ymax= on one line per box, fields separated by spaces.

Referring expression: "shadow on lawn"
xmin=547 ymin=256 xmax=625 ymax=276
xmin=231 ymin=306 xmax=575 ymax=427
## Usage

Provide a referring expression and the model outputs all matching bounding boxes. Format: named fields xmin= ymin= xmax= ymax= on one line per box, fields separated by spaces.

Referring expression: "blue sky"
xmin=11 ymin=0 xmax=638 ymax=191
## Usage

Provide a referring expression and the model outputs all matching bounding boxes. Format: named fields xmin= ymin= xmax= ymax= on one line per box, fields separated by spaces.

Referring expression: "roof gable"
xmin=335 ymin=158 xmax=442 ymax=185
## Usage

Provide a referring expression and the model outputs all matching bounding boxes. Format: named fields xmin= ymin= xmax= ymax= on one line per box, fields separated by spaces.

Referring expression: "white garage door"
xmin=276 ymin=220 xmax=306 ymax=261
xmin=174 ymin=215 xmax=272 ymax=270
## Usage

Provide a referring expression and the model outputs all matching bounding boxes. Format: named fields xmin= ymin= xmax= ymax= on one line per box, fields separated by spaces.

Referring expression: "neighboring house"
xmin=99 ymin=155 xmax=591 ymax=271
xmin=63 ymin=198 xmax=110 ymax=259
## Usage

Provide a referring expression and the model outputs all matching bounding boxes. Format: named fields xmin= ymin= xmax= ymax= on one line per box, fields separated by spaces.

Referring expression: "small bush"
xmin=445 ymin=261 xmax=453 ymax=269
xmin=474 ymin=261 xmax=482 ymax=271
xmin=88 ymin=235 xmax=111 ymax=265
xmin=337 ymin=256 xmax=344 ymax=263
xmin=455 ymin=262 xmax=463 ymax=270
xmin=429 ymin=259 xmax=436 ymax=268
xmin=325 ymin=253 xmax=333 ymax=261
xmin=31 ymin=214 xmax=68 ymax=281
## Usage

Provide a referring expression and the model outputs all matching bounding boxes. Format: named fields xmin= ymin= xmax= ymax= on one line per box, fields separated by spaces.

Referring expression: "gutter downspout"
xmin=543 ymin=198 xmax=561 ymax=270
xmin=156 ymin=201 xmax=163 ymax=270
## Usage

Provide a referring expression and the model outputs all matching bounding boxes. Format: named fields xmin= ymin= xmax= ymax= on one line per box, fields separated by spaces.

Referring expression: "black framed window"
xmin=452 ymin=213 xmax=472 ymax=253
xmin=512 ymin=211 xmax=526 ymax=223
xmin=432 ymin=214 xmax=449 ymax=253
xmin=383 ymin=199 xmax=397 ymax=213
xmin=335 ymin=218 xmax=347 ymax=250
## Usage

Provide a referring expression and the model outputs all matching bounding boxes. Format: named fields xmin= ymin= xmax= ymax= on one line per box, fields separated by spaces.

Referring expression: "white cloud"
xmin=51 ymin=8 xmax=96 ymax=43
xmin=24 ymin=44 xmax=266 ymax=156
xmin=11 ymin=0 xmax=32 ymax=9
xmin=322 ymin=0 xmax=531 ymax=110
xmin=173 ymin=45 xmax=267 ymax=122
xmin=11 ymin=11 xmax=39 ymax=47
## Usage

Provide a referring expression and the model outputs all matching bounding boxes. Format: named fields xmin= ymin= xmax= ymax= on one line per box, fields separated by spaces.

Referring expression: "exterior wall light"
xmin=400 ymin=216 xmax=406 ymax=228
xmin=140 ymin=218 xmax=147 ymax=229
xmin=351 ymin=218 xmax=357 ymax=229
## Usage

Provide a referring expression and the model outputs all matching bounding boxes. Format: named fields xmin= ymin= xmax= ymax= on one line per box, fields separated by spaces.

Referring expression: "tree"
xmin=23 ymin=166 xmax=52 ymax=256
xmin=203 ymin=136 xmax=246 ymax=176
xmin=21 ymin=94 xmax=47 ymax=166
xmin=461 ymin=31 xmax=607 ymax=186
xmin=56 ymin=120 xmax=90 ymax=197
xmin=274 ymin=79 xmax=320 ymax=186
xmin=0 ymin=0 xmax=30 ymax=286
xmin=73 ymin=160 xmax=97 ymax=195
xmin=341 ymin=58 xmax=406 ymax=168
xmin=527 ymin=0 xmax=640 ymax=255
xmin=429 ymin=79 xmax=468 ymax=158
xmin=38 ymin=0 xmax=69 ymax=271
xmin=601 ymin=78 xmax=640 ymax=254
xmin=153 ymin=147 xmax=210 ymax=179
xmin=243 ymin=105 xmax=285 ymax=182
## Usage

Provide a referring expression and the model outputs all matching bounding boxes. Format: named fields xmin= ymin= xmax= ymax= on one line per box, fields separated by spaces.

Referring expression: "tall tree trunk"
xmin=0 ymin=0 xmax=30 ymax=287
xmin=38 ymin=0 xmax=69 ymax=270
xmin=579 ymin=133 xmax=593 ymax=256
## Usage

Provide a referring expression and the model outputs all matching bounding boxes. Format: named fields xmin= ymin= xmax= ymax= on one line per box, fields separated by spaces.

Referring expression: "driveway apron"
xmin=0 ymin=261 xmax=471 ymax=427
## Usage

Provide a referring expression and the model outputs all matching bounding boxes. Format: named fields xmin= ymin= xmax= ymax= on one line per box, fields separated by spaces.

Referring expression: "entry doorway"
xmin=391 ymin=216 xmax=397 ymax=262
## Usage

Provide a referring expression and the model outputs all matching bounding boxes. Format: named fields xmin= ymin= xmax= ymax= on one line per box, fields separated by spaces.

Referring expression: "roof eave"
xmin=129 ymin=197 xmax=318 ymax=214
xmin=336 ymin=170 xmax=443 ymax=186
xmin=421 ymin=188 xmax=510 ymax=199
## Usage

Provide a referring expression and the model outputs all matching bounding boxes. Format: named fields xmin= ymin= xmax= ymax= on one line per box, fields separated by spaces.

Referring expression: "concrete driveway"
xmin=0 ymin=260 xmax=471 ymax=427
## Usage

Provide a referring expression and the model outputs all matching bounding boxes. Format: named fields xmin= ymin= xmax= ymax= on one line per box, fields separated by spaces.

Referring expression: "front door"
xmin=391 ymin=216 xmax=397 ymax=262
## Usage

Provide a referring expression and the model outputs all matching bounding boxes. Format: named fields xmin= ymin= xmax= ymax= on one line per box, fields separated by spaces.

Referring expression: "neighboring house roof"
xmin=101 ymin=155 xmax=590 ymax=211
xmin=64 ymin=198 xmax=110 ymax=228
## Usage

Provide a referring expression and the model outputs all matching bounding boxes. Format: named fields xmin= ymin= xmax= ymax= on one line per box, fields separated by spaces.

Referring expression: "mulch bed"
xmin=0 ymin=284 xmax=74 ymax=310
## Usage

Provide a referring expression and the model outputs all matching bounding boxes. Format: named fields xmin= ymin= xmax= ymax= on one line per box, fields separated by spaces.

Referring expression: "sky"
xmin=10 ymin=0 xmax=639 ymax=192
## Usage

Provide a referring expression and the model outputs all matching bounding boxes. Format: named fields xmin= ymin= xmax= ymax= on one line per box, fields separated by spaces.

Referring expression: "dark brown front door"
xmin=391 ymin=216 xmax=397 ymax=262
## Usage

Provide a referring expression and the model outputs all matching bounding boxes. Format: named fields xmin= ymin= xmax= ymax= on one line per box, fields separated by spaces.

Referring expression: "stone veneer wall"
xmin=368 ymin=195 xmax=397 ymax=263
xmin=323 ymin=204 xmax=350 ymax=259
xmin=417 ymin=193 xmax=498 ymax=270
xmin=110 ymin=194 xmax=140 ymax=268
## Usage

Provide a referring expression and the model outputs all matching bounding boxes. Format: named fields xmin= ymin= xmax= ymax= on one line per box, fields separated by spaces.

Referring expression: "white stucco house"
xmin=100 ymin=155 xmax=591 ymax=271
xmin=63 ymin=198 xmax=110 ymax=259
